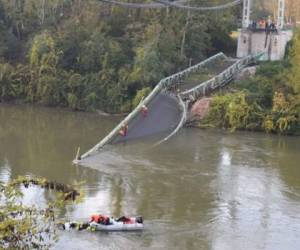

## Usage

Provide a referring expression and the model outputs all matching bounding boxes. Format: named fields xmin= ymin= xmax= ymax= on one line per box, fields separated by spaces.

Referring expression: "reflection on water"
xmin=1 ymin=104 xmax=300 ymax=250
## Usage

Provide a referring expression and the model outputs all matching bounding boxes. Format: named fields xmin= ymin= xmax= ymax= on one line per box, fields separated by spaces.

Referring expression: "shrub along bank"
xmin=0 ymin=0 xmax=237 ymax=113
xmin=198 ymin=30 xmax=300 ymax=135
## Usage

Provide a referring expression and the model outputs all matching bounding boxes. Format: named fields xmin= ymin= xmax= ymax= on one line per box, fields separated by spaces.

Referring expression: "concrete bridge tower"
xmin=277 ymin=0 xmax=285 ymax=29
xmin=242 ymin=0 xmax=251 ymax=29
xmin=237 ymin=0 xmax=293 ymax=61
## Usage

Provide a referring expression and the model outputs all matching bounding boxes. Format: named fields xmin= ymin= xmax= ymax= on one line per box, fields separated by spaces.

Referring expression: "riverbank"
xmin=189 ymin=60 xmax=300 ymax=135
xmin=0 ymin=0 xmax=238 ymax=115
xmin=0 ymin=100 xmax=129 ymax=119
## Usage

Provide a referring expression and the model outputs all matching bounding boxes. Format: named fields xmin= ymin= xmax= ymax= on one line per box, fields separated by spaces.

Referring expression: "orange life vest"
xmin=141 ymin=106 xmax=148 ymax=117
xmin=91 ymin=214 xmax=108 ymax=223
xmin=119 ymin=125 xmax=128 ymax=137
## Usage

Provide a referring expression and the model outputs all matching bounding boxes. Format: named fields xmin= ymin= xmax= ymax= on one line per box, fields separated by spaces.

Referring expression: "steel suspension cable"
xmin=99 ymin=0 xmax=167 ymax=9
xmin=98 ymin=0 xmax=243 ymax=10
xmin=154 ymin=0 xmax=243 ymax=11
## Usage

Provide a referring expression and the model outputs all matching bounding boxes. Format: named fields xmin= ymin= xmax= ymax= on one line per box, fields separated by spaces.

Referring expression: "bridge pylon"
xmin=237 ymin=0 xmax=293 ymax=61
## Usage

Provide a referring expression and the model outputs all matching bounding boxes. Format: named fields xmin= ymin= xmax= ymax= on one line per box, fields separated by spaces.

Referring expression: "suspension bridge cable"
xmin=98 ymin=0 xmax=243 ymax=10
xmin=99 ymin=0 xmax=167 ymax=9
xmin=154 ymin=0 xmax=243 ymax=11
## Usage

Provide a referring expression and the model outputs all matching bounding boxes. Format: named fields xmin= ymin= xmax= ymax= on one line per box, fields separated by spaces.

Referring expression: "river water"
xmin=1 ymin=104 xmax=300 ymax=250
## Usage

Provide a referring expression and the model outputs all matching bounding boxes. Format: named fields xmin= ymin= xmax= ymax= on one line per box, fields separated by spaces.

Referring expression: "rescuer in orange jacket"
xmin=90 ymin=214 xmax=110 ymax=225
xmin=119 ymin=124 xmax=128 ymax=137
xmin=141 ymin=105 xmax=148 ymax=118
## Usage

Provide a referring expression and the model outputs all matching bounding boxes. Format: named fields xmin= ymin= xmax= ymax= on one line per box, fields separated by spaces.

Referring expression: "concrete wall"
xmin=237 ymin=29 xmax=293 ymax=61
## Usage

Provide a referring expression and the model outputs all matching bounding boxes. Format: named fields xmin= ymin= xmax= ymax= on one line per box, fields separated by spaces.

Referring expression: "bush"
xmin=132 ymin=87 xmax=152 ymax=108
xmin=201 ymin=91 xmax=264 ymax=131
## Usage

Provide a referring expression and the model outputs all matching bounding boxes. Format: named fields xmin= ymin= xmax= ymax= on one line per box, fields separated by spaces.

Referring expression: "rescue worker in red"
xmin=141 ymin=105 xmax=148 ymax=118
xmin=116 ymin=216 xmax=133 ymax=224
xmin=90 ymin=214 xmax=110 ymax=225
xmin=119 ymin=124 xmax=128 ymax=137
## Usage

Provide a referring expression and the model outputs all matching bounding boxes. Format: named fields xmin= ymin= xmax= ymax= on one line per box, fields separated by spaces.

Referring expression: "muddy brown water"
xmin=1 ymin=104 xmax=300 ymax=250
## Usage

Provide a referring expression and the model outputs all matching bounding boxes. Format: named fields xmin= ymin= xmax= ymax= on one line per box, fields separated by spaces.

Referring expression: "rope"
xmin=98 ymin=0 xmax=243 ymax=11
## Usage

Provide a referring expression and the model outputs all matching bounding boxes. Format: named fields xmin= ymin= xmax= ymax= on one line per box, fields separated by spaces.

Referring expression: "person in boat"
xmin=116 ymin=216 xmax=132 ymax=223
xmin=141 ymin=105 xmax=148 ymax=118
xmin=116 ymin=216 xmax=143 ymax=224
xmin=90 ymin=214 xmax=111 ymax=225
xmin=119 ymin=124 xmax=129 ymax=137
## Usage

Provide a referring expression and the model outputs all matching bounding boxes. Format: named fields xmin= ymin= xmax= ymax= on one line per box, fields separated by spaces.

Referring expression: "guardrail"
xmin=180 ymin=54 xmax=255 ymax=100
xmin=160 ymin=52 xmax=226 ymax=88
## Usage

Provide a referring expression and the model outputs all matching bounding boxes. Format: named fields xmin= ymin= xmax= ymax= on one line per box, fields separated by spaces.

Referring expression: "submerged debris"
xmin=9 ymin=176 xmax=81 ymax=201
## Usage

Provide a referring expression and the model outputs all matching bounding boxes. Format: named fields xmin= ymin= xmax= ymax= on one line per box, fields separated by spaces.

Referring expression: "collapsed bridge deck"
xmin=75 ymin=53 xmax=260 ymax=163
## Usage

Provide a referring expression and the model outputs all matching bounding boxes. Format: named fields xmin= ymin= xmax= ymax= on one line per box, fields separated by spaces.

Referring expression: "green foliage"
xmin=0 ymin=176 xmax=83 ymax=249
xmin=202 ymin=88 xmax=300 ymax=134
xmin=262 ymin=92 xmax=300 ymax=134
xmin=84 ymin=92 xmax=98 ymax=111
xmin=0 ymin=0 xmax=239 ymax=112
xmin=29 ymin=32 xmax=55 ymax=68
xmin=0 ymin=63 xmax=14 ymax=101
xmin=202 ymin=51 xmax=300 ymax=134
xmin=202 ymin=91 xmax=264 ymax=131
xmin=132 ymin=87 xmax=152 ymax=108
xmin=233 ymin=62 xmax=290 ymax=109
xmin=130 ymin=42 xmax=163 ymax=88
xmin=201 ymin=28 xmax=300 ymax=135
xmin=289 ymin=29 xmax=300 ymax=94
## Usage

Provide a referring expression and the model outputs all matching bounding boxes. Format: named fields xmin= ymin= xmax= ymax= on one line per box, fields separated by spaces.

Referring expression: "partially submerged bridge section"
xmin=75 ymin=52 xmax=260 ymax=163
xmin=72 ymin=0 xmax=291 ymax=164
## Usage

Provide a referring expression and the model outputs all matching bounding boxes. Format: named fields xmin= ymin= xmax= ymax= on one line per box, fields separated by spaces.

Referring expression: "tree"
xmin=0 ymin=0 xmax=241 ymax=112
xmin=0 ymin=63 xmax=14 ymax=101
xmin=0 ymin=1 xmax=18 ymax=60
xmin=28 ymin=31 xmax=64 ymax=105
xmin=289 ymin=29 xmax=300 ymax=94
xmin=0 ymin=176 xmax=82 ymax=249
xmin=129 ymin=21 xmax=164 ymax=88
xmin=0 ymin=0 xmax=6 ymax=57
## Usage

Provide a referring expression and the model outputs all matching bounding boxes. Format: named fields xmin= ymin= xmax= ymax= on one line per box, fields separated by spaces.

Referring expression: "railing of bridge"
xmin=180 ymin=54 xmax=255 ymax=100
xmin=76 ymin=53 xmax=259 ymax=162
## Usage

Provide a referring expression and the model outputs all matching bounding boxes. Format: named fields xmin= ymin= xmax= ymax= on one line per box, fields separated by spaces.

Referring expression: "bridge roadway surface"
xmin=111 ymin=92 xmax=182 ymax=144
xmin=110 ymin=58 xmax=235 ymax=145
xmin=77 ymin=55 xmax=243 ymax=162
xmin=88 ymin=57 xmax=234 ymax=148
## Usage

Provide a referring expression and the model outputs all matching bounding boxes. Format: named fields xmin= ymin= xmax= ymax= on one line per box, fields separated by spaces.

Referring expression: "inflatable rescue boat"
xmin=89 ymin=216 xmax=144 ymax=231
xmin=62 ymin=216 xmax=144 ymax=232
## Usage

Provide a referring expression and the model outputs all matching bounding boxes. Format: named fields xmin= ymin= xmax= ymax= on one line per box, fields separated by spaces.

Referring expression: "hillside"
xmin=0 ymin=0 xmax=237 ymax=113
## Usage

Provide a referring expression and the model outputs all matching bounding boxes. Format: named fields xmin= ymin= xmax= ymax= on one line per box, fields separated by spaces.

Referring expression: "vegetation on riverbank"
xmin=0 ymin=176 xmax=83 ymax=249
xmin=0 ymin=0 xmax=237 ymax=113
xmin=198 ymin=30 xmax=300 ymax=135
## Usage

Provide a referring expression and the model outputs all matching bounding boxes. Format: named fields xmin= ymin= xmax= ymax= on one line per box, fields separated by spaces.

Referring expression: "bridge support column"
xmin=237 ymin=30 xmax=251 ymax=58
xmin=237 ymin=29 xmax=293 ymax=61
xmin=277 ymin=0 xmax=285 ymax=30
xmin=242 ymin=0 xmax=251 ymax=28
